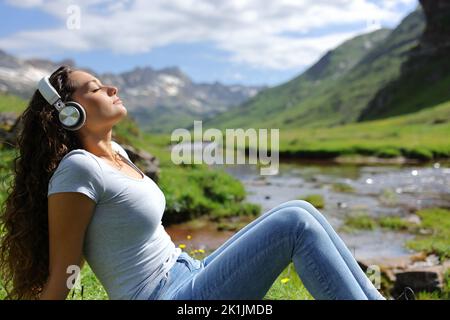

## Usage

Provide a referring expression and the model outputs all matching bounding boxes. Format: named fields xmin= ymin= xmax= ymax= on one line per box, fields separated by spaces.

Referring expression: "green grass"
xmin=341 ymin=212 xmax=378 ymax=232
xmin=331 ymin=183 xmax=355 ymax=193
xmin=415 ymin=269 xmax=450 ymax=300
xmin=0 ymin=93 xmax=27 ymax=114
xmin=26 ymin=261 xmax=314 ymax=300
xmin=342 ymin=213 xmax=416 ymax=233
xmin=277 ymin=100 xmax=450 ymax=160
xmin=298 ymin=194 xmax=325 ymax=209
xmin=66 ymin=263 xmax=108 ymax=300
xmin=264 ymin=263 xmax=313 ymax=300
xmin=378 ymin=216 xmax=412 ymax=231
xmin=212 ymin=99 xmax=450 ymax=162
xmin=406 ymin=208 xmax=450 ymax=261
xmin=341 ymin=213 xmax=414 ymax=233
xmin=25 ymin=248 xmax=314 ymax=300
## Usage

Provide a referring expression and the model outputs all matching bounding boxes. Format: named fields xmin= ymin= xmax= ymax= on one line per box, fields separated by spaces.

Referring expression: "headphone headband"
xmin=37 ymin=76 xmax=65 ymax=111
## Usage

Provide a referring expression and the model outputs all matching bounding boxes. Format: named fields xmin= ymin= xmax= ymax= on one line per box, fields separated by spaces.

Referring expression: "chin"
xmin=120 ymin=104 xmax=128 ymax=115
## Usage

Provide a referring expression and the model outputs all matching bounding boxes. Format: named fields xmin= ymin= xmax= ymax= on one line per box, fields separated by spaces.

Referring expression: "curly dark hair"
xmin=0 ymin=65 xmax=83 ymax=299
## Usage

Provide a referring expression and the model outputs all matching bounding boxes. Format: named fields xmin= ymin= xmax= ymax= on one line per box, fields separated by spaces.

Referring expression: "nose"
xmin=107 ymin=85 xmax=118 ymax=96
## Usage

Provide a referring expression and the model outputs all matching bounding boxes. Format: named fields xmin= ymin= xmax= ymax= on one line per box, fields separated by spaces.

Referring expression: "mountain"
xmin=359 ymin=0 xmax=450 ymax=120
xmin=0 ymin=51 xmax=264 ymax=133
xmin=202 ymin=8 xmax=425 ymax=131
xmin=100 ymin=66 xmax=263 ymax=132
xmin=0 ymin=50 xmax=72 ymax=95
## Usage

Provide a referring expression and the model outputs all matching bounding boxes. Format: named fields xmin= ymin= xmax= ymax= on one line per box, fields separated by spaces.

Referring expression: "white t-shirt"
xmin=47 ymin=141 xmax=181 ymax=299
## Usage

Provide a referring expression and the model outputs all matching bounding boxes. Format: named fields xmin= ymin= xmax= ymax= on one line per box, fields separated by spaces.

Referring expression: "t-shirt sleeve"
xmin=111 ymin=141 xmax=131 ymax=160
xmin=47 ymin=150 xmax=105 ymax=204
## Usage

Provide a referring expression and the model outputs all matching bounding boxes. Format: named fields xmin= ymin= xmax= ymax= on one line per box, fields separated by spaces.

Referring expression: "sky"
xmin=0 ymin=0 xmax=419 ymax=87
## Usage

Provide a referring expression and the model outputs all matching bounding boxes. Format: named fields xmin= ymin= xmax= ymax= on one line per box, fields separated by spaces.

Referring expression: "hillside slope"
xmin=202 ymin=9 xmax=425 ymax=130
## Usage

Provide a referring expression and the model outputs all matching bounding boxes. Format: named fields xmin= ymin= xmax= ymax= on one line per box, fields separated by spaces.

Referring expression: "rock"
xmin=359 ymin=253 xmax=450 ymax=297
xmin=0 ymin=112 xmax=21 ymax=148
xmin=405 ymin=214 xmax=422 ymax=225
xmin=358 ymin=255 xmax=417 ymax=283
xmin=0 ymin=112 xmax=18 ymax=128
xmin=419 ymin=0 xmax=450 ymax=48
xmin=337 ymin=202 xmax=348 ymax=209
xmin=392 ymin=269 xmax=442 ymax=296
xmin=359 ymin=1 xmax=450 ymax=122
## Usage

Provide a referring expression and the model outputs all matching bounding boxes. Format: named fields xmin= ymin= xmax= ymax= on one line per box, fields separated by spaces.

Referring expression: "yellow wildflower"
xmin=280 ymin=277 xmax=290 ymax=284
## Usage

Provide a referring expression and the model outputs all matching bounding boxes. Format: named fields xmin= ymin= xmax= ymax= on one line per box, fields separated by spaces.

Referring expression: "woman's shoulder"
xmin=48 ymin=149 xmax=105 ymax=202
xmin=54 ymin=141 xmax=127 ymax=174
xmin=54 ymin=148 xmax=103 ymax=176
xmin=61 ymin=148 xmax=99 ymax=163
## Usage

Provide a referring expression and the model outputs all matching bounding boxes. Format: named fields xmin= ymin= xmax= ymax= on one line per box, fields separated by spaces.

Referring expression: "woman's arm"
xmin=40 ymin=192 xmax=95 ymax=300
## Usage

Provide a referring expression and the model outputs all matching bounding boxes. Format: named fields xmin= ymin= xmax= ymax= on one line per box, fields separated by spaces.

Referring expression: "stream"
xmin=165 ymin=142 xmax=450 ymax=261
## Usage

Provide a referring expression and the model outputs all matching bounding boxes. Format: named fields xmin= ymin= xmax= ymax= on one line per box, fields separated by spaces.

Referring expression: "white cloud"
xmin=0 ymin=0 xmax=418 ymax=70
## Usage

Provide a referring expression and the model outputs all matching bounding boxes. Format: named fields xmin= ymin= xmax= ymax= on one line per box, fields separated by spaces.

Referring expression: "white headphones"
xmin=37 ymin=76 xmax=86 ymax=131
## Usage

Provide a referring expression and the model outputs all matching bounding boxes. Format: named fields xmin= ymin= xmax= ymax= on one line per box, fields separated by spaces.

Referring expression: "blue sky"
xmin=0 ymin=0 xmax=419 ymax=87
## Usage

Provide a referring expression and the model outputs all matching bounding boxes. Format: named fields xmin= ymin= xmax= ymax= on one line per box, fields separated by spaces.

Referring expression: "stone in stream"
xmin=392 ymin=269 xmax=442 ymax=297
xmin=358 ymin=253 xmax=450 ymax=297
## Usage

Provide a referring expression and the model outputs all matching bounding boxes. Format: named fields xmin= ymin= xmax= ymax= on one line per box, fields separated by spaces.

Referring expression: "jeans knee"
xmin=274 ymin=206 xmax=323 ymax=237
xmin=283 ymin=199 xmax=326 ymax=220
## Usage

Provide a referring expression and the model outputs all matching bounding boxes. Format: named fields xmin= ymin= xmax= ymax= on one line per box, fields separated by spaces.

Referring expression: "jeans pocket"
xmin=148 ymin=273 xmax=169 ymax=300
xmin=177 ymin=253 xmax=202 ymax=272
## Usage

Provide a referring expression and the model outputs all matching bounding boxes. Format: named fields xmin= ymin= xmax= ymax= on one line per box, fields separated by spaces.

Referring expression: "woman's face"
xmin=70 ymin=70 xmax=127 ymax=132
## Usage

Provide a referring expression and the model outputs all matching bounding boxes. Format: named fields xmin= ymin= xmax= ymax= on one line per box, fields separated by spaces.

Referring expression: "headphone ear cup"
xmin=58 ymin=101 xmax=86 ymax=131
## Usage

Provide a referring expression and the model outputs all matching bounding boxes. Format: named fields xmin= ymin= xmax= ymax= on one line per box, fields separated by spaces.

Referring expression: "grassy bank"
xmin=279 ymin=100 xmax=450 ymax=161
xmin=211 ymin=100 xmax=450 ymax=162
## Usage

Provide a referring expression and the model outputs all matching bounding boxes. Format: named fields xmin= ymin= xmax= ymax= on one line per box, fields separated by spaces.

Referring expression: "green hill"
xmin=0 ymin=92 xmax=27 ymax=114
xmin=201 ymin=9 xmax=425 ymax=130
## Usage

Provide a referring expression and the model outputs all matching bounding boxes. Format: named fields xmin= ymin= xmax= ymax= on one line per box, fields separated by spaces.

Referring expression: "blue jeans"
xmin=148 ymin=200 xmax=386 ymax=300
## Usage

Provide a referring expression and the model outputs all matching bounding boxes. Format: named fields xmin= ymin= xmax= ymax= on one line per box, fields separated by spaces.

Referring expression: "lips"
xmin=113 ymin=97 xmax=122 ymax=104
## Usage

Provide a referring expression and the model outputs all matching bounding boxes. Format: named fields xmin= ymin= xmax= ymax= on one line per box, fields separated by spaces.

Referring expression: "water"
xmin=165 ymin=143 xmax=450 ymax=261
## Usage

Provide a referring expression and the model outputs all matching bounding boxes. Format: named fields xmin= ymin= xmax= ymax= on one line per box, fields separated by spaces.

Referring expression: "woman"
xmin=0 ymin=65 xmax=387 ymax=300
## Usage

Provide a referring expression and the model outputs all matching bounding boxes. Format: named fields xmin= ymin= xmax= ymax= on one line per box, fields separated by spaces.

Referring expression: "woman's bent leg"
xmin=282 ymin=200 xmax=385 ymax=300
xmin=167 ymin=206 xmax=369 ymax=300
xmin=202 ymin=200 xmax=385 ymax=300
